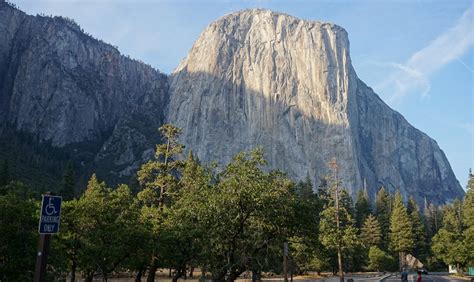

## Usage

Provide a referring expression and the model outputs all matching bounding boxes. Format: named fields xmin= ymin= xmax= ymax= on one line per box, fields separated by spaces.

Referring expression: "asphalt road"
xmin=383 ymin=273 xmax=468 ymax=282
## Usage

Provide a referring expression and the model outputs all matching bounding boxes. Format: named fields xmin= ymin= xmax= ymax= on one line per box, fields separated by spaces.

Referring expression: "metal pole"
xmin=283 ymin=242 xmax=288 ymax=282
xmin=34 ymin=234 xmax=51 ymax=282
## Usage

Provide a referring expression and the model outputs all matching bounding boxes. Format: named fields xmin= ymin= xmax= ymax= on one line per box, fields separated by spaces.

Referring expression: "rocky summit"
xmin=168 ymin=9 xmax=463 ymax=204
xmin=0 ymin=2 xmax=464 ymax=204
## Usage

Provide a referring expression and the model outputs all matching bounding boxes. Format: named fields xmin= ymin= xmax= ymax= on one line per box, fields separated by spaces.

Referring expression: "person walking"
xmin=401 ymin=268 xmax=408 ymax=282
xmin=416 ymin=270 xmax=422 ymax=282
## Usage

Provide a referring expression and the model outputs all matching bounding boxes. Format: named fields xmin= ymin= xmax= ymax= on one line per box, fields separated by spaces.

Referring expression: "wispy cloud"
xmin=374 ymin=6 xmax=473 ymax=102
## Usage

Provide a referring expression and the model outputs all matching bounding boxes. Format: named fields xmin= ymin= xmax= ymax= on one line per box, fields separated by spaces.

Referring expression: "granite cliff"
xmin=167 ymin=9 xmax=464 ymax=204
xmin=0 ymin=2 xmax=464 ymax=204
xmin=0 ymin=1 xmax=167 ymax=189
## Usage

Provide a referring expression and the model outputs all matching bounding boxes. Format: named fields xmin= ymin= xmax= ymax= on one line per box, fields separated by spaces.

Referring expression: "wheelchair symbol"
xmin=44 ymin=198 xmax=57 ymax=215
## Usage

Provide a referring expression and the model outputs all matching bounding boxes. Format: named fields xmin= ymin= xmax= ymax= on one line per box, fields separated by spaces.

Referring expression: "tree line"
xmin=0 ymin=124 xmax=473 ymax=281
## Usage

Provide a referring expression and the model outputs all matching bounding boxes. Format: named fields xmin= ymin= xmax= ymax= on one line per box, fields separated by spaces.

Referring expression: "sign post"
xmin=34 ymin=193 xmax=62 ymax=282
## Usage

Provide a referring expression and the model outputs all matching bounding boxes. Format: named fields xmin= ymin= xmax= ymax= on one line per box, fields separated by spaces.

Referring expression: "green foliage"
xmin=407 ymin=198 xmax=428 ymax=261
xmin=375 ymin=186 xmax=391 ymax=250
xmin=137 ymin=124 xmax=184 ymax=209
xmin=389 ymin=191 xmax=414 ymax=256
xmin=290 ymin=176 xmax=324 ymax=274
xmin=360 ymin=214 xmax=382 ymax=248
xmin=0 ymin=182 xmax=39 ymax=281
xmin=53 ymin=175 xmax=147 ymax=280
xmin=355 ymin=189 xmax=370 ymax=229
xmin=319 ymin=177 xmax=360 ymax=273
xmin=367 ymin=246 xmax=395 ymax=271
xmin=432 ymin=199 xmax=468 ymax=271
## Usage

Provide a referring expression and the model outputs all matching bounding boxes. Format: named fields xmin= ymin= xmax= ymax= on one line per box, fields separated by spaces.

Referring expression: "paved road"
xmin=383 ymin=273 xmax=468 ymax=282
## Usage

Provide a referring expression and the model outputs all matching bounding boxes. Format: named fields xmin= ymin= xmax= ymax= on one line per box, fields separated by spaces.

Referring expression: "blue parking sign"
xmin=38 ymin=195 xmax=62 ymax=234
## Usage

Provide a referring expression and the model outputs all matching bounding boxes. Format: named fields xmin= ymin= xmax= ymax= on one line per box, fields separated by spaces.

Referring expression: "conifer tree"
xmin=360 ymin=214 xmax=382 ymax=248
xmin=375 ymin=186 xmax=391 ymax=250
xmin=407 ymin=197 xmax=427 ymax=261
xmin=432 ymin=200 xmax=467 ymax=272
xmin=463 ymin=169 xmax=474 ymax=266
xmin=136 ymin=124 xmax=184 ymax=282
xmin=389 ymin=191 xmax=414 ymax=269
xmin=355 ymin=189 xmax=370 ymax=229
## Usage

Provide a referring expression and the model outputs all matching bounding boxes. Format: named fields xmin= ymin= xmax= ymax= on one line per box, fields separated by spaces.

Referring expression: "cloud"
xmin=374 ymin=6 xmax=474 ymax=102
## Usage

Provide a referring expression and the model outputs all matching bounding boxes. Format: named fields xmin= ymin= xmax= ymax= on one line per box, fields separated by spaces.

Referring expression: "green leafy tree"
xmin=69 ymin=175 xmax=146 ymax=281
xmin=355 ymin=189 xmax=370 ymax=229
xmin=193 ymin=149 xmax=294 ymax=281
xmin=0 ymin=182 xmax=38 ymax=281
xmin=389 ymin=191 xmax=414 ymax=269
xmin=360 ymin=214 xmax=382 ymax=248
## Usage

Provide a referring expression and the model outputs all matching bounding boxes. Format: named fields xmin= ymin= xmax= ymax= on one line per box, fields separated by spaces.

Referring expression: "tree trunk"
xmin=85 ymin=271 xmax=94 ymax=282
xmin=135 ymin=269 xmax=143 ymax=282
xmin=147 ymin=257 xmax=158 ymax=282
xmin=70 ymin=260 xmax=77 ymax=282
xmin=189 ymin=265 xmax=194 ymax=278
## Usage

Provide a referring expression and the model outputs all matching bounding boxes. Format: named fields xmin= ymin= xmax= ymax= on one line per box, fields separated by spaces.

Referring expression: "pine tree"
xmin=355 ymin=189 xmax=370 ymax=229
xmin=375 ymin=186 xmax=391 ymax=250
xmin=136 ymin=124 xmax=184 ymax=282
xmin=389 ymin=191 xmax=414 ymax=269
xmin=407 ymin=197 xmax=427 ymax=261
xmin=432 ymin=200 xmax=467 ymax=272
xmin=296 ymin=173 xmax=314 ymax=199
xmin=464 ymin=169 xmax=474 ymax=227
xmin=360 ymin=214 xmax=382 ymax=248
xmin=463 ymin=171 xmax=474 ymax=265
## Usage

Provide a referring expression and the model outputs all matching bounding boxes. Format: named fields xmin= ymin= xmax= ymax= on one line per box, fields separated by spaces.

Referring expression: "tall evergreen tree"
xmin=355 ymin=189 xmax=370 ymax=229
xmin=432 ymin=200 xmax=467 ymax=272
xmin=136 ymin=124 xmax=184 ymax=282
xmin=389 ymin=191 xmax=414 ymax=269
xmin=360 ymin=214 xmax=382 ymax=248
xmin=375 ymin=186 xmax=391 ymax=250
xmin=407 ymin=197 xmax=428 ymax=261
xmin=463 ymin=169 xmax=474 ymax=266
xmin=319 ymin=158 xmax=359 ymax=281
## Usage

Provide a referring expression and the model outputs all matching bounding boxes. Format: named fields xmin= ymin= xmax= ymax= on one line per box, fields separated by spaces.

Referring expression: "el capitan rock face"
xmin=167 ymin=9 xmax=464 ymax=204
xmin=0 ymin=2 xmax=464 ymax=204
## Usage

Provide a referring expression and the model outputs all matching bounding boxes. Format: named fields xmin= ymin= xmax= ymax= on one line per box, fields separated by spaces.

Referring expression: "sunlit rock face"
xmin=168 ymin=9 xmax=463 ymax=204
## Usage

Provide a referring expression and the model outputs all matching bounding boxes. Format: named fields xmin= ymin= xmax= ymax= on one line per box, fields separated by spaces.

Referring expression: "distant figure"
xmin=401 ymin=268 xmax=408 ymax=282
xmin=417 ymin=271 xmax=422 ymax=282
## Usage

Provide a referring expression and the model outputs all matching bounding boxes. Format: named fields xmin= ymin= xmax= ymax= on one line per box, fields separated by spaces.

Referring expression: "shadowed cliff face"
xmin=167 ymin=9 xmax=464 ymax=205
xmin=0 ymin=2 xmax=168 ymax=147
xmin=0 ymin=2 xmax=167 ymax=189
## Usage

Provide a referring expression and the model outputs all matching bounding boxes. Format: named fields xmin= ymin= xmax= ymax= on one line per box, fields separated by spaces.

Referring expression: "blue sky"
xmin=14 ymin=0 xmax=473 ymax=188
